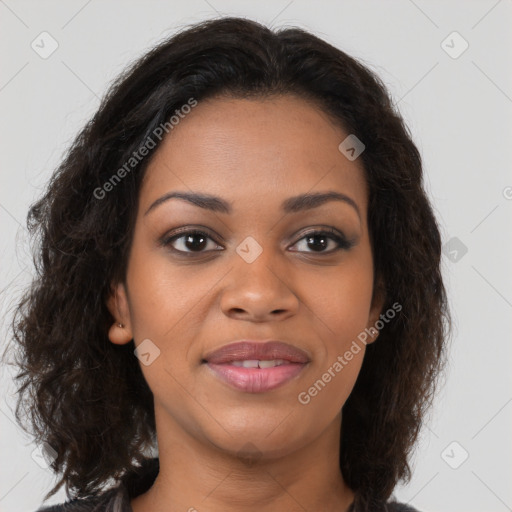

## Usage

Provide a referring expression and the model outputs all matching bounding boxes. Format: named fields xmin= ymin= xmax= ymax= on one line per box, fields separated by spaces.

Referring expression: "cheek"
xmin=124 ymin=237 xmax=222 ymax=386
xmin=297 ymin=349 xmax=364 ymax=431
xmin=298 ymin=249 xmax=374 ymax=414
xmin=123 ymin=243 xmax=206 ymax=406
xmin=304 ymin=258 xmax=374 ymax=348
xmin=125 ymin=239 xmax=202 ymax=340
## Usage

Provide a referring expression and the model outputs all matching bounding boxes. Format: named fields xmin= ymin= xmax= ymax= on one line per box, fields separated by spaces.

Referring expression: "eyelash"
xmin=160 ymin=227 xmax=354 ymax=256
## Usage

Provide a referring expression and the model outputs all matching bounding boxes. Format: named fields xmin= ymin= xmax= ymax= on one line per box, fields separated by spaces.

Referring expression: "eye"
xmin=160 ymin=226 xmax=353 ymax=257
xmin=161 ymin=229 xmax=223 ymax=255
xmin=290 ymin=228 xmax=353 ymax=254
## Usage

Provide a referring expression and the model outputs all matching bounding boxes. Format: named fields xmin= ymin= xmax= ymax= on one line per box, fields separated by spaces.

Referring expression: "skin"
xmin=107 ymin=94 xmax=384 ymax=512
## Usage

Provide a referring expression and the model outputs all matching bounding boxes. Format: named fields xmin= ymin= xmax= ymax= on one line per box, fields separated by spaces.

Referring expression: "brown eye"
xmin=290 ymin=229 xmax=353 ymax=254
xmin=162 ymin=229 xmax=223 ymax=254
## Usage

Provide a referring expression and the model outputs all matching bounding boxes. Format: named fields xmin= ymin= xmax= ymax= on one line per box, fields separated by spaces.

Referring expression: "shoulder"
xmin=386 ymin=500 xmax=421 ymax=512
xmin=35 ymin=487 xmax=123 ymax=512
xmin=34 ymin=457 xmax=158 ymax=512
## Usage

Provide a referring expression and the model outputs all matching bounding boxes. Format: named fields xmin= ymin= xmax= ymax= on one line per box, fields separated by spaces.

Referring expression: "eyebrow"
xmin=144 ymin=190 xmax=361 ymax=219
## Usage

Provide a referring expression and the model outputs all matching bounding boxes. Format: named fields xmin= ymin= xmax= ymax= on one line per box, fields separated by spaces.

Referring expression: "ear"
xmin=106 ymin=282 xmax=133 ymax=345
xmin=365 ymin=277 xmax=386 ymax=345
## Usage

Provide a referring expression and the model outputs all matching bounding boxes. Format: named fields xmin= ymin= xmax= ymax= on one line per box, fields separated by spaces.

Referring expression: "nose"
xmin=220 ymin=248 xmax=300 ymax=322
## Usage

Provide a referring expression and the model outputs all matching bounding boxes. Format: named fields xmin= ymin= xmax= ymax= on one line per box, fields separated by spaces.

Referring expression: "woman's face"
xmin=109 ymin=94 xmax=383 ymax=460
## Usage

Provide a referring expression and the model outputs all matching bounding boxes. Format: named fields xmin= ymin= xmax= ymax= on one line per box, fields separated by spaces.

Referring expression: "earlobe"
xmin=106 ymin=282 xmax=133 ymax=345
xmin=108 ymin=322 xmax=133 ymax=345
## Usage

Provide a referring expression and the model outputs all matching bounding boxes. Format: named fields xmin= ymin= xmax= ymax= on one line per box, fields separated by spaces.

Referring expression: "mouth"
xmin=202 ymin=340 xmax=310 ymax=393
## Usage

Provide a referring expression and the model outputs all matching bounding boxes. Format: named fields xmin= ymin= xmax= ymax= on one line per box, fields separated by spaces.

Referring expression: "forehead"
xmin=141 ymin=94 xmax=368 ymax=216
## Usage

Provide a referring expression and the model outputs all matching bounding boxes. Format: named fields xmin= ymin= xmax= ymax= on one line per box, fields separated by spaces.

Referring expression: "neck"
xmin=131 ymin=408 xmax=355 ymax=512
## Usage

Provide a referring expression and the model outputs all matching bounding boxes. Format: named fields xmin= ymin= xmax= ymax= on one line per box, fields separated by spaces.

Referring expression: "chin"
xmin=203 ymin=417 xmax=309 ymax=460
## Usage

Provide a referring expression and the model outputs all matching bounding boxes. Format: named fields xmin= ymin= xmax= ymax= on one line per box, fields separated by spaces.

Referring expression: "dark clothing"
xmin=36 ymin=458 xmax=420 ymax=512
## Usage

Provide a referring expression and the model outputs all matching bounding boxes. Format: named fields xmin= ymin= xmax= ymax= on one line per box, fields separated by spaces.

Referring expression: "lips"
xmin=203 ymin=340 xmax=310 ymax=393
xmin=203 ymin=340 xmax=310 ymax=365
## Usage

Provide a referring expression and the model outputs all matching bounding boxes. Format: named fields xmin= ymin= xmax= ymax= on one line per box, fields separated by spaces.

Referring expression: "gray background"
xmin=1 ymin=1 xmax=511 ymax=511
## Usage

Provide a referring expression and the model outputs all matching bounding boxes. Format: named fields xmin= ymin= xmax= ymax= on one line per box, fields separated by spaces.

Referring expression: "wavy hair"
xmin=5 ymin=17 xmax=450 ymax=512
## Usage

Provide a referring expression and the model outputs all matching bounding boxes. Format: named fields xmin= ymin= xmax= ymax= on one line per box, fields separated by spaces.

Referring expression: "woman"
xmin=9 ymin=16 xmax=450 ymax=512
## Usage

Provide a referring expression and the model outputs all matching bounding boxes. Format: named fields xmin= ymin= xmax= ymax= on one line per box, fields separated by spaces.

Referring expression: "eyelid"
xmin=289 ymin=226 xmax=354 ymax=251
xmin=159 ymin=226 xmax=222 ymax=251
xmin=160 ymin=225 xmax=355 ymax=255
xmin=160 ymin=225 xmax=220 ymax=242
